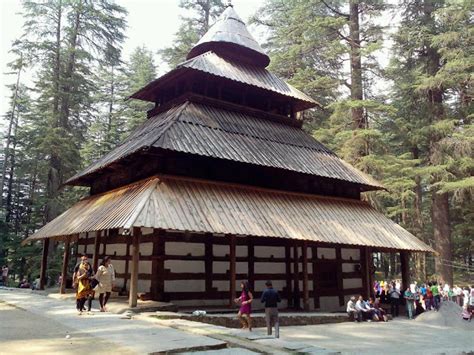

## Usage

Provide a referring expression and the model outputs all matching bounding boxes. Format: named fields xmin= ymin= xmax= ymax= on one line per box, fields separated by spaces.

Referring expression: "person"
xmin=431 ymin=282 xmax=440 ymax=311
xmin=74 ymin=257 xmax=94 ymax=315
xmin=18 ymin=279 xmax=30 ymax=288
xmin=404 ymin=287 xmax=415 ymax=320
xmin=425 ymin=283 xmax=433 ymax=311
xmin=347 ymin=296 xmax=361 ymax=322
xmin=372 ymin=297 xmax=388 ymax=322
xmin=355 ymin=295 xmax=372 ymax=321
xmin=468 ymin=285 xmax=474 ymax=322
xmin=94 ymin=256 xmax=115 ymax=312
xmin=454 ymin=285 xmax=463 ymax=307
xmin=74 ymin=254 xmax=94 ymax=312
xmin=261 ymin=280 xmax=281 ymax=338
xmin=389 ymin=282 xmax=401 ymax=317
xmin=234 ymin=280 xmax=253 ymax=330
xmin=2 ymin=265 xmax=9 ymax=286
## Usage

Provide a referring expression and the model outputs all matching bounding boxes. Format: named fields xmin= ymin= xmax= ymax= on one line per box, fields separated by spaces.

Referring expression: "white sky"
xmin=0 ymin=0 xmax=265 ymax=117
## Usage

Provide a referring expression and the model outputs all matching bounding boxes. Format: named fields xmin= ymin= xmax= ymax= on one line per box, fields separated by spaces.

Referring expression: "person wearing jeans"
xmin=389 ymin=282 xmax=401 ymax=317
xmin=261 ymin=280 xmax=281 ymax=338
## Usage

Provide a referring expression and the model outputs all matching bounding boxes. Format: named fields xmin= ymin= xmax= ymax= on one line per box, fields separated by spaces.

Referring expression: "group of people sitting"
xmin=73 ymin=254 xmax=115 ymax=315
xmin=346 ymin=295 xmax=388 ymax=322
xmin=346 ymin=279 xmax=474 ymax=322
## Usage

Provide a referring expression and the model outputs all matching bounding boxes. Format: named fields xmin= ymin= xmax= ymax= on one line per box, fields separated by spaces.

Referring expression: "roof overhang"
xmin=24 ymin=175 xmax=433 ymax=253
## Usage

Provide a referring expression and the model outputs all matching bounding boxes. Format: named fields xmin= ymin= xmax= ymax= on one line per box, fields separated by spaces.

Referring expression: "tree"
xmin=159 ymin=0 xmax=226 ymax=68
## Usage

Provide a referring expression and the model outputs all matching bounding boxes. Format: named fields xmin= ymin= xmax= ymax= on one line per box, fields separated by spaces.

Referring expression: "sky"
xmin=0 ymin=0 xmax=265 ymax=116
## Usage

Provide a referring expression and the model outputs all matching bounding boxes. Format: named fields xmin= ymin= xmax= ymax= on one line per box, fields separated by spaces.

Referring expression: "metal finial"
xmin=227 ymin=0 xmax=233 ymax=7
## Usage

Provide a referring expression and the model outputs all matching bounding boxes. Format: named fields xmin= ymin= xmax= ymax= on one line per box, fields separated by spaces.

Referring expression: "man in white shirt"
xmin=347 ymin=296 xmax=361 ymax=322
xmin=356 ymin=295 xmax=372 ymax=321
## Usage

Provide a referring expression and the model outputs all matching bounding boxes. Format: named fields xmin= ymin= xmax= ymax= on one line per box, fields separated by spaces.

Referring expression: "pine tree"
xmin=159 ymin=0 xmax=226 ymax=68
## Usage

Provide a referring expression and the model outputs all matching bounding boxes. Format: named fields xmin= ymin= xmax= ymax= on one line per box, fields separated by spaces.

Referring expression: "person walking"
xmin=94 ymin=256 xmax=114 ymax=312
xmin=74 ymin=254 xmax=94 ymax=312
xmin=389 ymin=282 xmax=401 ymax=317
xmin=404 ymin=287 xmax=415 ymax=319
xmin=261 ymin=280 xmax=281 ymax=338
xmin=234 ymin=281 xmax=253 ymax=330
xmin=74 ymin=258 xmax=93 ymax=315
xmin=431 ymin=282 xmax=440 ymax=311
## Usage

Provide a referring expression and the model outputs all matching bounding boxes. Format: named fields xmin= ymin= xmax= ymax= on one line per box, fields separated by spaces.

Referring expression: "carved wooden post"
xmin=60 ymin=237 xmax=71 ymax=294
xmin=293 ymin=244 xmax=300 ymax=309
xmin=39 ymin=238 xmax=50 ymax=290
xmin=129 ymin=228 xmax=141 ymax=308
xmin=229 ymin=235 xmax=236 ymax=307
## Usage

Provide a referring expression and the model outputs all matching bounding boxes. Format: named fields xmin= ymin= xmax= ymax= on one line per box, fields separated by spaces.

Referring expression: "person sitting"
xmin=347 ymin=296 xmax=361 ymax=322
xmin=356 ymin=295 xmax=372 ymax=321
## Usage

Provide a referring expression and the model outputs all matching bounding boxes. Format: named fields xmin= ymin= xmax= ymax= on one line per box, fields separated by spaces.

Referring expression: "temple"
xmin=25 ymin=5 xmax=432 ymax=311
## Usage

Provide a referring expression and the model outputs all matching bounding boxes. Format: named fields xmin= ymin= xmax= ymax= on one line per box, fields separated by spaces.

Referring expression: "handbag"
xmin=91 ymin=278 xmax=99 ymax=288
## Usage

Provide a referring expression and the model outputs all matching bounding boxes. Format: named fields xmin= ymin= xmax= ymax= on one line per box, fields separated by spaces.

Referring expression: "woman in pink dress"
xmin=235 ymin=281 xmax=253 ymax=331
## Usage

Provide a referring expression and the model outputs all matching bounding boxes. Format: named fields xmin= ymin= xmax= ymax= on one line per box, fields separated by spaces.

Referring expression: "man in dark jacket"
xmin=261 ymin=280 xmax=281 ymax=338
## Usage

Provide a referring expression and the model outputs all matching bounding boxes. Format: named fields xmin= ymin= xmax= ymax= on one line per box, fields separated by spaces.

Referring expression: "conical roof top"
xmin=187 ymin=4 xmax=270 ymax=67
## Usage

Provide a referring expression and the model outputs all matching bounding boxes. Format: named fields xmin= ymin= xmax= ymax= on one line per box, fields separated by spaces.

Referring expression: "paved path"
xmin=0 ymin=288 xmax=225 ymax=354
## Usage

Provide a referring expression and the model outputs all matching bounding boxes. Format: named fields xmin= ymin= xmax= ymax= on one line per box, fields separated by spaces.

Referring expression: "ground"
xmin=0 ymin=288 xmax=473 ymax=354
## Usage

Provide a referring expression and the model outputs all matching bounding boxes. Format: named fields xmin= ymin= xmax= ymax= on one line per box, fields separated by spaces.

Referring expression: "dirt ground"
xmin=0 ymin=301 xmax=134 ymax=355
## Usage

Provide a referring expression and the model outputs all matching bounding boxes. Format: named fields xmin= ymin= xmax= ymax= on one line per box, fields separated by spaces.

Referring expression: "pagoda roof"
xmin=130 ymin=51 xmax=319 ymax=111
xmin=26 ymin=175 xmax=433 ymax=253
xmin=186 ymin=5 xmax=270 ymax=67
xmin=66 ymin=100 xmax=383 ymax=190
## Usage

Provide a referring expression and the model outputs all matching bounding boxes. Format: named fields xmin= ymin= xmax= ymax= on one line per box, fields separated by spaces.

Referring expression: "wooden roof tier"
xmin=130 ymin=51 xmax=319 ymax=110
xmin=26 ymin=175 xmax=433 ymax=252
xmin=66 ymin=100 xmax=383 ymax=190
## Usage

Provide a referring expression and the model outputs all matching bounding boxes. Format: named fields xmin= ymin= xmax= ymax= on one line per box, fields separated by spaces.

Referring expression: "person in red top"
xmin=425 ymin=284 xmax=434 ymax=311
xmin=235 ymin=281 xmax=253 ymax=331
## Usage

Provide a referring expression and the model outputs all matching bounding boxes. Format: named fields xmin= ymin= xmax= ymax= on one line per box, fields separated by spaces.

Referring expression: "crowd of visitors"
xmin=73 ymin=254 xmax=116 ymax=315
xmin=347 ymin=279 xmax=474 ymax=322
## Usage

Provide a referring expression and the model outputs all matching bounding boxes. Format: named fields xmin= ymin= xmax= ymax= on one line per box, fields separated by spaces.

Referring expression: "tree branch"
xmin=320 ymin=0 xmax=349 ymax=18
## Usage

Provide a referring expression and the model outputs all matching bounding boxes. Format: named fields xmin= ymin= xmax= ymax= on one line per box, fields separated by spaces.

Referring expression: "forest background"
xmin=0 ymin=0 xmax=472 ymax=287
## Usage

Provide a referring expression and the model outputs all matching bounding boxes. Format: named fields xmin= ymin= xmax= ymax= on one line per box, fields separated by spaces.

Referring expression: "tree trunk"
xmin=349 ymin=0 xmax=365 ymax=130
xmin=0 ymin=60 xmax=21 ymax=208
xmin=432 ymin=191 xmax=452 ymax=284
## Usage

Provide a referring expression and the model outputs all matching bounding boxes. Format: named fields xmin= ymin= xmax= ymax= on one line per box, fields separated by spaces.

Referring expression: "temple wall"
xmin=74 ymin=229 xmax=367 ymax=311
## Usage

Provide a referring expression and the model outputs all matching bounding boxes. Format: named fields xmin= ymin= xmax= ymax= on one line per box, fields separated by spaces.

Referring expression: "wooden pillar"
xmin=361 ymin=247 xmax=370 ymax=298
xmin=293 ymin=245 xmax=300 ymax=309
xmin=39 ymin=238 xmax=50 ymax=290
xmin=101 ymin=230 xmax=107 ymax=259
xmin=400 ymin=251 xmax=410 ymax=291
xmin=336 ymin=246 xmax=344 ymax=306
xmin=285 ymin=245 xmax=293 ymax=307
xmin=248 ymin=238 xmax=255 ymax=292
xmin=312 ymin=246 xmax=319 ymax=308
xmin=121 ymin=239 xmax=131 ymax=293
xmin=204 ymin=236 xmax=213 ymax=293
xmin=151 ymin=230 xmax=165 ymax=301
xmin=229 ymin=235 xmax=236 ymax=307
xmin=302 ymin=242 xmax=309 ymax=311
xmin=129 ymin=228 xmax=141 ymax=308
xmin=84 ymin=232 xmax=88 ymax=254
xmin=92 ymin=231 xmax=101 ymax=272
xmin=60 ymin=237 xmax=71 ymax=294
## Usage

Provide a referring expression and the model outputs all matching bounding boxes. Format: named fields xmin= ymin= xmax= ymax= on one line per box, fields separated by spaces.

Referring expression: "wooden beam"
xmin=361 ymin=247 xmax=370 ymax=299
xmin=204 ymin=236 xmax=213 ymax=293
xmin=302 ymin=242 xmax=309 ymax=311
xmin=229 ymin=235 xmax=236 ymax=307
xmin=285 ymin=245 xmax=293 ymax=307
xmin=335 ymin=246 xmax=344 ymax=306
xmin=151 ymin=231 xmax=165 ymax=301
xmin=248 ymin=238 xmax=255 ymax=292
xmin=129 ymin=228 xmax=141 ymax=308
xmin=39 ymin=238 xmax=50 ymax=290
xmin=121 ymin=239 xmax=131 ymax=293
xmin=400 ymin=251 xmax=410 ymax=292
xmin=293 ymin=245 xmax=300 ymax=309
xmin=93 ymin=232 xmax=101 ymax=272
xmin=59 ymin=237 xmax=71 ymax=294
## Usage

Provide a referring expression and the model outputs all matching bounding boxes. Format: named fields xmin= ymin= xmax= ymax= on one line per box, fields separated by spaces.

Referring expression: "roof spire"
xmin=186 ymin=4 xmax=270 ymax=67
